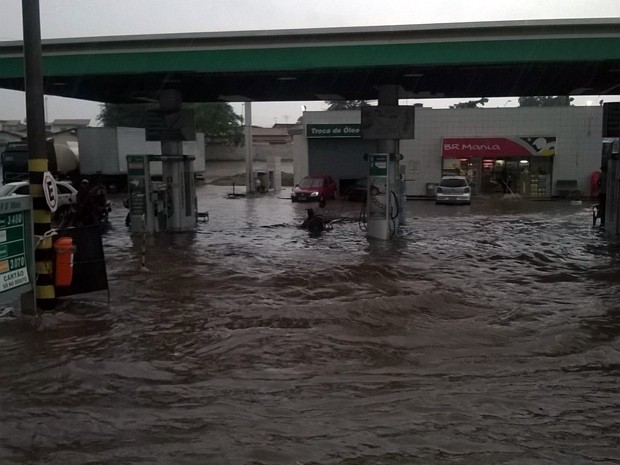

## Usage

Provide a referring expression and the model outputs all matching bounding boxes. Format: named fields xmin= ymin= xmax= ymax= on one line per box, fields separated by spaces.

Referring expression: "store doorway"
xmin=441 ymin=158 xmax=482 ymax=194
xmin=484 ymin=159 xmax=529 ymax=195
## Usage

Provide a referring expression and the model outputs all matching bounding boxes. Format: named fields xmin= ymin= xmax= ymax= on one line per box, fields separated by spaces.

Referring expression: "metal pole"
xmin=22 ymin=0 xmax=55 ymax=311
xmin=365 ymin=85 xmax=401 ymax=240
xmin=245 ymin=102 xmax=254 ymax=193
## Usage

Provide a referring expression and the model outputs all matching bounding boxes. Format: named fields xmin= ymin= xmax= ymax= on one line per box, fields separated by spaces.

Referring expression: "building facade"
xmin=294 ymin=106 xmax=604 ymax=198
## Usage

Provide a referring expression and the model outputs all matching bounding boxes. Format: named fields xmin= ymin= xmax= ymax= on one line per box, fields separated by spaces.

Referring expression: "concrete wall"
xmin=206 ymin=143 xmax=294 ymax=162
xmin=292 ymin=133 xmax=308 ymax=185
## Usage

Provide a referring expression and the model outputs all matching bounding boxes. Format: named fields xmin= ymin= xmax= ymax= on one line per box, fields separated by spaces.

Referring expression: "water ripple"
xmin=0 ymin=187 xmax=618 ymax=464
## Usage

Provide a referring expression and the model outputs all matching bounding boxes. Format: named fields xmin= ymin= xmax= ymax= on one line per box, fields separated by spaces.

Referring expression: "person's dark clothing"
xmin=76 ymin=184 xmax=98 ymax=226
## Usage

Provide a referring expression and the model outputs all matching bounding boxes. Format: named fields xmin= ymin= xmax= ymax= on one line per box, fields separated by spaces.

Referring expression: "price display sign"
xmin=0 ymin=196 xmax=34 ymax=300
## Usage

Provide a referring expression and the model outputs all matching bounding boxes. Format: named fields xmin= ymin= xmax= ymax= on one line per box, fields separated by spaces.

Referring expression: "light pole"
xmin=22 ymin=0 xmax=56 ymax=311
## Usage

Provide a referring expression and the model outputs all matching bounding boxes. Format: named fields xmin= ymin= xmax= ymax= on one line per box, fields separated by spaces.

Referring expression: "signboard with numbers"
xmin=0 ymin=195 xmax=34 ymax=301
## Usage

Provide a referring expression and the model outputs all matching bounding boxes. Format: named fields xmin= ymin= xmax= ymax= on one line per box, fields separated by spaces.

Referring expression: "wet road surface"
xmin=1 ymin=185 xmax=619 ymax=464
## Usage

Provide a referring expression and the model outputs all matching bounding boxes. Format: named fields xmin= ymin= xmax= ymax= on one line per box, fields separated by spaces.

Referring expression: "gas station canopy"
xmin=0 ymin=18 xmax=620 ymax=103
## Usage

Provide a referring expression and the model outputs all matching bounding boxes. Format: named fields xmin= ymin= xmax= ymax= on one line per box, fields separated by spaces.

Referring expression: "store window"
xmin=441 ymin=137 xmax=555 ymax=196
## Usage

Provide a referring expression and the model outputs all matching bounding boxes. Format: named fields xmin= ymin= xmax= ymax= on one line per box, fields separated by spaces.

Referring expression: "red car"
xmin=291 ymin=174 xmax=338 ymax=202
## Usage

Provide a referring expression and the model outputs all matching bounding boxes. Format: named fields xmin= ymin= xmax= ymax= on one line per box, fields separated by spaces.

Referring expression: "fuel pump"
xmin=366 ymin=153 xmax=402 ymax=240
xmin=150 ymin=181 xmax=171 ymax=232
xmin=161 ymin=155 xmax=196 ymax=232
xmin=127 ymin=155 xmax=154 ymax=234
xmin=126 ymin=154 xmax=197 ymax=234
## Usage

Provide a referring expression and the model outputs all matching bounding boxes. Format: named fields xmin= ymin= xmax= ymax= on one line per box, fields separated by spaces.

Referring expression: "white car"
xmin=0 ymin=180 xmax=78 ymax=211
xmin=435 ymin=176 xmax=471 ymax=205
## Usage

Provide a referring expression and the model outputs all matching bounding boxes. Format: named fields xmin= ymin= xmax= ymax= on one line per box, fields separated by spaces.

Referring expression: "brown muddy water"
xmin=0 ymin=184 xmax=619 ymax=465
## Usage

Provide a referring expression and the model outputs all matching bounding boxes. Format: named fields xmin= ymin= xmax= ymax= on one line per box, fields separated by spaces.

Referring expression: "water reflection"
xmin=0 ymin=186 xmax=618 ymax=464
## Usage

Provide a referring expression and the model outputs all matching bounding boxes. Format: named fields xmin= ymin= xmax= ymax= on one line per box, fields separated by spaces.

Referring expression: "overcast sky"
xmin=2 ymin=0 xmax=620 ymax=127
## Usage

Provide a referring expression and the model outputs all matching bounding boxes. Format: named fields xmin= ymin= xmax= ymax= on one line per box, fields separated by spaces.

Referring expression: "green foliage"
xmin=518 ymin=96 xmax=574 ymax=107
xmin=450 ymin=97 xmax=489 ymax=109
xmin=326 ymin=100 xmax=373 ymax=110
xmin=97 ymin=102 xmax=244 ymax=145
xmin=96 ymin=103 xmax=155 ymax=128
xmin=188 ymin=103 xmax=244 ymax=146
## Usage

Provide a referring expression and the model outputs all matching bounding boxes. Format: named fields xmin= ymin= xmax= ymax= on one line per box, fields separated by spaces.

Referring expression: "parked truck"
xmin=0 ymin=139 xmax=72 ymax=184
xmin=1 ymin=127 xmax=206 ymax=189
xmin=77 ymin=127 xmax=205 ymax=189
xmin=1 ymin=141 xmax=30 ymax=184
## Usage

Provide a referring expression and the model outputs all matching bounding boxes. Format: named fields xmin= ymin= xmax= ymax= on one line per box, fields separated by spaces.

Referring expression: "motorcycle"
xmin=93 ymin=189 xmax=112 ymax=224
xmin=58 ymin=185 xmax=112 ymax=228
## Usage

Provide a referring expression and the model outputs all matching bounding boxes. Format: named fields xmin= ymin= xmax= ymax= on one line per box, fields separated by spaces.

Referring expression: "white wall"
xmin=402 ymin=106 xmax=603 ymax=196
xmin=292 ymin=133 xmax=309 ymax=185
xmin=206 ymin=143 xmax=293 ymax=162
xmin=297 ymin=106 xmax=604 ymax=197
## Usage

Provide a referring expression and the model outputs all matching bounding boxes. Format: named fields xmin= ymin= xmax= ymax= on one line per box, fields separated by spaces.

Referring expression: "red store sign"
xmin=442 ymin=137 xmax=556 ymax=158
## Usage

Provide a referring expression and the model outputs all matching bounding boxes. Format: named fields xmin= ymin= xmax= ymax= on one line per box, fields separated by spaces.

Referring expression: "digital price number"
xmin=0 ymin=210 xmax=29 ymax=292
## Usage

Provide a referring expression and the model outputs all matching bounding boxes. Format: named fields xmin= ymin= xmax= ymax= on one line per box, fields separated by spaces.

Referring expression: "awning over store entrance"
xmin=442 ymin=137 xmax=556 ymax=158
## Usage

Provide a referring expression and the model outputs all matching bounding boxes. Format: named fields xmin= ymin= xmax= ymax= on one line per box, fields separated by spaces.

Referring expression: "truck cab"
xmin=1 ymin=140 xmax=58 ymax=184
xmin=1 ymin=142 xmax=29 ymax=184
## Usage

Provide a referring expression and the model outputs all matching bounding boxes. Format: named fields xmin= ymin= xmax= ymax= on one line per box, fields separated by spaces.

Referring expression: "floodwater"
xmin=1 ymin=184 xmax=619 ymax=465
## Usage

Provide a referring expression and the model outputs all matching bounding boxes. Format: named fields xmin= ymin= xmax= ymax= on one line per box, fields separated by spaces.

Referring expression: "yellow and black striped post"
xmin=29 ymin=160 xmax=55 ymax=310
xmin=22 ymin=0 xmax=55 ymax=310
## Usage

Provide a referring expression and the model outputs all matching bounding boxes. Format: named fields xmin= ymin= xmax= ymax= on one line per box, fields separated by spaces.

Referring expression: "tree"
xmin=97 ymin=103 xmax=155 ymax=128
xmin=449 ymin=97 xmax=489 ymax=109
xmin=518 ymin=96 xmax=574 ymax=107
xmin=187 ymin=103 xmax=244 ymax=146
xmin=326 ymin=100 xmax=373 ymax=110
xmin=97 ymin=102 xmax=244 ymax=145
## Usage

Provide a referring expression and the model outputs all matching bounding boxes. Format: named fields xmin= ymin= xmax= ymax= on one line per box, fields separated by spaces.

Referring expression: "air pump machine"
xmin=366 ymin=153 xmax=402 ymax=240
xmin=126 ymin=154 xmax=197 ymax=234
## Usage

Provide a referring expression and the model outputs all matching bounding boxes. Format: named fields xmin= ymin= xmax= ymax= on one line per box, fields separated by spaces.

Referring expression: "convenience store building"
xmin=293 ymin=105 xmax=604 ymax=198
